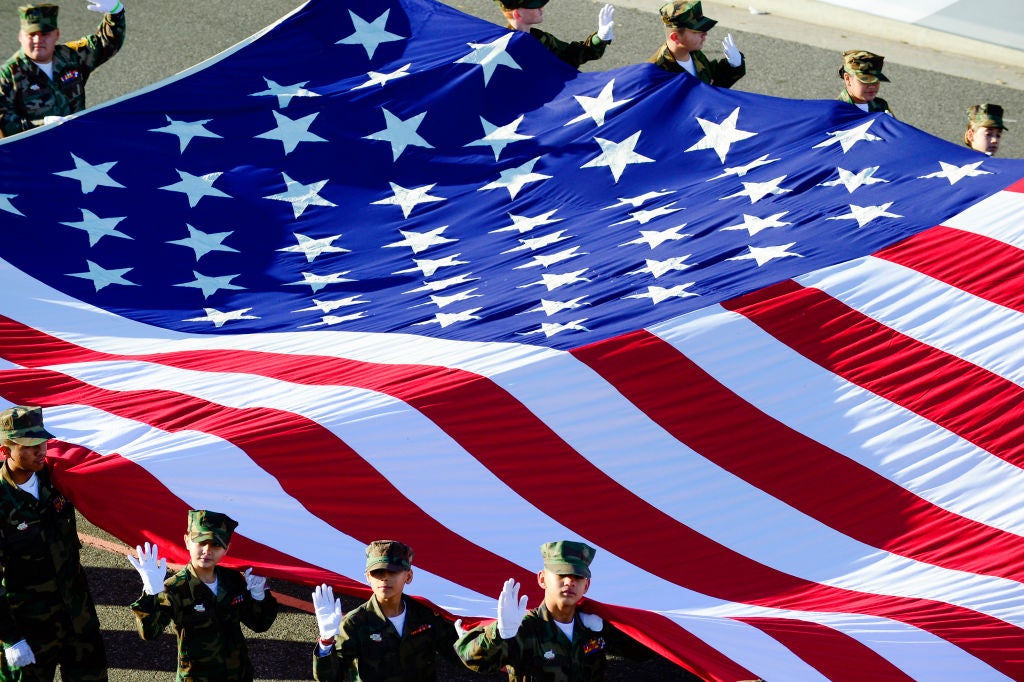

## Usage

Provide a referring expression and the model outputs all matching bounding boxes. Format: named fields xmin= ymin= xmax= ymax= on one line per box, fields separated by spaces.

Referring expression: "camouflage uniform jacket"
xmin=649 ymin=44 xmax=745 ymax=88
xmin=313 ymin=595 xmax=458 ymax=682
xmin=0 ymin=460 xmax=106 ymax=673
xmin=131 ymin=563 xmax=279 ymax=682
xmin=0 ymin=8 xmax=126 ymax=136
xmin=454 ymin=604 xmax=653 ymax=681
xmin=510 ymin=26 xmax=607 ymax=69
xmin=837 ymin=88 xmax=893 ymax=116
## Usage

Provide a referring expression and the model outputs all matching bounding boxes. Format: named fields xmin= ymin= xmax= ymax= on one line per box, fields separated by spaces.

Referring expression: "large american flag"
xmin=2 ymin=0 xmax=1023 ymax=679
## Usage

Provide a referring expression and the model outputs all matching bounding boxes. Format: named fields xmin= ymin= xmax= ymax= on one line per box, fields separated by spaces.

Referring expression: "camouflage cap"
xmin=0 ymin=406 xmax=55 ymax=446
xmin=659 ymin=1 xmax=717 ymax=32
xmin=365 ymin=539 xmax=414 ymax=572
xmin=19 ymin=4 xmax=58 ymax=34
xmin=540 ymin=540 xmax=596 ymax=578
xmin=187 ymin=509 xmax=238 ymax=548
xmin=967 ymin=103 xmax=1008 ymax=131
xmin=840 ymin=50 xmax=889 ymax=84
xmin=494 ymin=0 xmax=549 ymax=10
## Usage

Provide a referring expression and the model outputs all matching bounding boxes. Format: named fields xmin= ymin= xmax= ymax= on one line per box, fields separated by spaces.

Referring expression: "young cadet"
xmin=837 ymin=50 xmax=893 ymax=115
xmin=495 ymin=0 xmax=615 ymax=69
xmin=127 ymin=510 xmax=278 ymax=681
xmin=0 ymin=406 xmax=107 ymax=681
xmin=312 ymin=540 xmax=459 ymax=681
xmin=650 ymin=0 xmax=745 ymax=88
xmin=963 ymin=103 xmax=1007 ymax=156
xmin=455 ymin=541 xmax=654 ymax=681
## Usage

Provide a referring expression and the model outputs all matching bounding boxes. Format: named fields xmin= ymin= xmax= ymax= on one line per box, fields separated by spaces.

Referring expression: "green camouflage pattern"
xmin=131 ymin=563 xmax=279 ymax=682
xmin=523 ymin=27 xmax=607 ymax=69
xmin=840 ymin=50 xmax=888 ymax=84
xmin=659 ymin=1 xmax=717 ymax=31
xmin=0 ymin=462 xmax=107 ymax=681
xmin=650 ymin=44 xmax=745 ymax=88
xmin=454 ymin=604 xmax=653 ymax=681
xmin=19 ymin=4 xmax=58 ymax=34
xmin=967 ymin=103 xmax=1007 ymax=130
xmin=364 ymin=540 xmax=413 ymax=572
xmin=540 ymin=541 xmax=595 ymax=579
xmin=0 ymin=406 xmax=53 ymax=446
xmin=837 ymin=87 xmax=894 ymax=116
xmin=187 ymin=510 xmax=237 ymax=549
xmin=313 ymin=595 xmax=458 ymax=681
xmin=0 ymin=7 xmax=125 ymax=136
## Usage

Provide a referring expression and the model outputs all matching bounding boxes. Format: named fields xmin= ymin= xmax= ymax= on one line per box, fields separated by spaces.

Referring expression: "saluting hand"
xmin=243 ymin=567 xmax=267 ymax=600
xmin=722 ymin=33 xmax=742 ymax=67
xmin=127 ymin=542 xmax=168 ymax=596
xmin=597 ymin=4 xmax=615 ymax=42
xmin=312 ymin=584 xmax=344 ymax=642
xmin=496 ymin=578 xmax=528 ymax=639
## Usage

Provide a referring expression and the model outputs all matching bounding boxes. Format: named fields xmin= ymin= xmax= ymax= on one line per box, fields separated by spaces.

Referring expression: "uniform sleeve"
xmin=708 ymin=53 xmax=745 ymax=89
xmin=0 ymin=65 xmax=31 ymax=137
xmin=70 ymin=8 xmax=126 ymax=72
xmin=454 ymin=621 xmax=521 ymax=673
xmin=240 ymin=590 xmax=278 ymax=633
xmin=312 ymin=611 xmax=360 ymax=682
xmin=131 ymin=591 xmax=174 ymax=641
xmin=530 ymin=28 xmax=608 ymax=68
xmin=0 ymin=539 xmax=24 ymax=646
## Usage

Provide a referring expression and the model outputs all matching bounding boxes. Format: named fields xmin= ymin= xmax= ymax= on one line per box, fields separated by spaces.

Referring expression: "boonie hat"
xmin=19 ymin=4 xmax=58 ymax=34
xmin=840 ymin=50 xmax=889 ymax=84
xmin=659 ymin=1 xmax=717 ymax=32
xmin=0 ymin=406 xmax=55 ymax=446
xmin=187 ymin=509 xmax=238 ymax=548
xmin=365 ymin=540 xmax=414 ymax=572
xmin=967 ymin=103 xmax=1008 ymax=131
xmin=540 ymin=540 xmax=596 ymax=578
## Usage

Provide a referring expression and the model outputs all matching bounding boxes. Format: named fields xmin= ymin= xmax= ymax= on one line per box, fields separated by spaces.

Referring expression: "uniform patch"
xmin=52 ymin=495 xmax=68 ymax=513
xmin=370 ymin=633 xmax=382 ymax=642
xmin=60 ymin=70 xmax=80 ymax=84
xmin=194 ymin=604 xmax=206 ymax=613
xmin=16 ymin=522 xmax=27 ymax=531
xmin=582 ymin=637 xmax=606 ymax=655
xmin=543 ymin=649 xmax=555 ymax=660
xmin=66 ymin=38 xmax=88 ymax=50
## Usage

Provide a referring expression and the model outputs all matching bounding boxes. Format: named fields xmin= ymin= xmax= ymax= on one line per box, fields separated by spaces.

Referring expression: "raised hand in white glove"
xmin=312 ymin=584 xmax=343 ymax=641
xmin=496 ymin=578 xmax=528 ymax=639
xmin=127 ymin=542 xmax=167 ymax=596
xmin=596 ymin=4 xmax=615 ymax=42
xmin=86 ymin=0 xmax=123 ymax=13
xmin=243 ymin=568 xmax=266 ymax=601
xmin=579 ymin=612 xmax=603 ymax=631
xmin=722 ymin=33 xmax=742 ymax=67
xmin=4 ymin=640 xmax=35 ymax=669
xmin=453 ymin=618 xmax=467 ymax=638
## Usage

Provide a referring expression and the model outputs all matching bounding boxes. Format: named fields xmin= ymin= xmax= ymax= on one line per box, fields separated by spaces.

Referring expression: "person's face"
xmin=18 ymin=28 xmax=59 ymax=63
xmin=538 ymin=569 xmax=590 ymax=611
xmin=366 ymin=568 xmax=412 ymax=603
xmin=3 ymin=441 xmax=47 ymax=476
xmin=968 ymin=126 xmax=1002 ymax=156
xmin=676 ymin=28 xmax=707 ymax=53
xmin=184 ymin=535 xmax=228 ymax=570
xmin=843 ymin=72 xmax=879 ymax=103
xmin=514 ymin=7 xmax=543 ymax=26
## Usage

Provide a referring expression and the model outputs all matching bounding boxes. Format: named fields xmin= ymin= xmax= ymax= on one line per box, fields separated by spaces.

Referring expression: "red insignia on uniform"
xmin=52 ymin=495 xmax=67 ymax=513
xmin=231 ymin=594 xmax=245 ymax=606
xmin=60 ymin=69 xmax=80 ymax=84
xmin=409 ymin=623 xmax=432 ymax=636
xmin=582 ymin=637 xmax=606 ymax=655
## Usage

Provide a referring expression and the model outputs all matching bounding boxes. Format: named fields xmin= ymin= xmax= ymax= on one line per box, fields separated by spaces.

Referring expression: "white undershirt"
xmin=388 ymin=608 xmax=407 ymax=637
xmin=202 ymin=577 xmax=218 ymax=596
xmin=32 ymin=60 xmax=54 ymax=79
xmin=19 ymin=473 xmax=39 ymax=499
xmin=554 ymin=619 xmax=575 ymax=642
xmin=675 ymin=57 xmax=697 ymax=76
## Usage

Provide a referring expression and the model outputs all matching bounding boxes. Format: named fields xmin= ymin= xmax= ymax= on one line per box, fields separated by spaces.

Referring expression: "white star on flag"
xmin=504 ymin=230 xmax=571 ymax=253
xmin=610 ymin=203 xmax=682 ymax=226
xmin=528 ymin=297 xmax=588 ymax=315
xmin=625 ymin=283 xmax=699 ymax=304
xmin=293 ymin=296 xmax=369 ymax=314
xmin=818 ymin=166 xmax=888 ymax=193
xmin=535 ymin=319 xmax=589 ymax=337
xmin=729 ymin=243 xmax=803 ymax=266
xmin=414 ymin=309 xmax=483 ymax=328
xmin=364 ymin=108 xmax=433 ymax=161
xmin=581 ymin=131 xmax=655 ymax=182
xmin=54 ymin=153 xmax=124 ymax=194
xmin=622 ymin=224 xmax=690 ymax=249
xmin=723 ymin=175 xmax=792 ymax=203
xmin=515 ymin=246 xmax=585 ymax=269
xmin=336 ymin=9 xmax=404 ymax=59
xmin=278 ymin=233 xmax=350 ymax=262
xmin=721 ymin=212 xmax=792 ymax=236
xmin=630 ymin=256 xmax=693 ymax=278
xmin=264 ymin=173 xmax=336 ymax=218
xmin=286 ymin=271 xmax=355 ymax=293
xmin=175 ymin=271 xmax=244 ymax=299
xmin=813 ymin=119 xmax=883 ymax=153
xmin=708 ymin=153 xmax=779 ymax=180
xmin=465 ymin=115 xmax=531 ymax=161
xmin=918 ymin=161 xmax=992 ymax=185
xmin=385 ymin=226 xmax=456 ymax=254
xmin=256 ymin=111 xmax=326 ymax=155
xmin=604 ymin=190 xmax=673 ymax=209
xmin=160 ymin=169 xmax=230 ymax=208
xmin=395 ymin=254 xmax=468 ymax=278
xmin=68 ymin=260 xmax=136 ymax=291
xmin=520 ymin=269 xmax=591 ymax=291
xmin=373 ymin=182 xmax=445 ymax=218
xmin=685 ymin=107 xmax=756 ymax=163
xmin=0 ymin=194 xmax=22 ymax=216
xmin=149 ymin=115 xmax=222 ymax=153
xmin=353 ymin=64 xmax=412 ymax=90
xmin=60 ymin=209 xmax=130 ymax=246
xmin=167 ymin=224 xmax=238 ymax=261
xmin=565 ymin=79 xmax=631 ymax=127
xmin=827 ymin=201 xmax=903 ymax=228
xmin=492 ymin=210 xmax=562 ymax=234
xmin=407 ymin=274 xmax=479 ymax=293
xmin=184 ymin=307 xmax=258 ymax=328
xmin=456 ymin=32 xmax=520 ymax=86
xmin=249 ymin=78 xmax=319 ymax=107
xmin=419 ymin=290 xmax=482 ymax=309
xmin=480 ymin=157 xmax=551 ymax=199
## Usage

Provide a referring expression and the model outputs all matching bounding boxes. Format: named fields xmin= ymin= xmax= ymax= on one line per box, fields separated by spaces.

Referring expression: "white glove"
xmin=722 ymin=33 xmax=742 ymax=67
xmin=127 ymin=542 xmax=167 ymax=596
xmin=42 ymin=115 xmax=66 ymax=125
xmin=453 ymin=618 xmax=467 ymax=638
xmin=4 ymin=640 xmax=35 ymax=669
xmin=243 ymin=568 xmax=266 ymax=601
xmin=86 ymin=0 xmax=122 ymax=13
xmin=496 ymin=578 xmax=528 ymax=639
xmin=312 ymin=584 xmax=343 ymax=641
xmin=596 ymin=4 xmax=615 ymax=42
xmin=580 ymin=612 xmax=603 ymax=631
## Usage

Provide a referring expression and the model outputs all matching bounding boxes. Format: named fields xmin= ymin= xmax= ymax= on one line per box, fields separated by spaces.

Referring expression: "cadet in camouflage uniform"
xmin=837 ymin=50 xmax=893 ymax=116
xmin=494 ymin=0 xmax=614 ymax=69
xmin=0 ymin=406 xmax=107 ymax=681
xmin=0 ymin=0 xmax=126 ymax=137
xmin=650 ymin=1 xmax=745 ymax=88
xmin=963 ymin=103 xmax=1007 ymax=156
xmin=128 ymin=510 xmax=278 ymax=682
xmin=455 ymin=541 xmax=654 ymax=681
xmin=312 ymin=540 xmax=460 ymax=681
